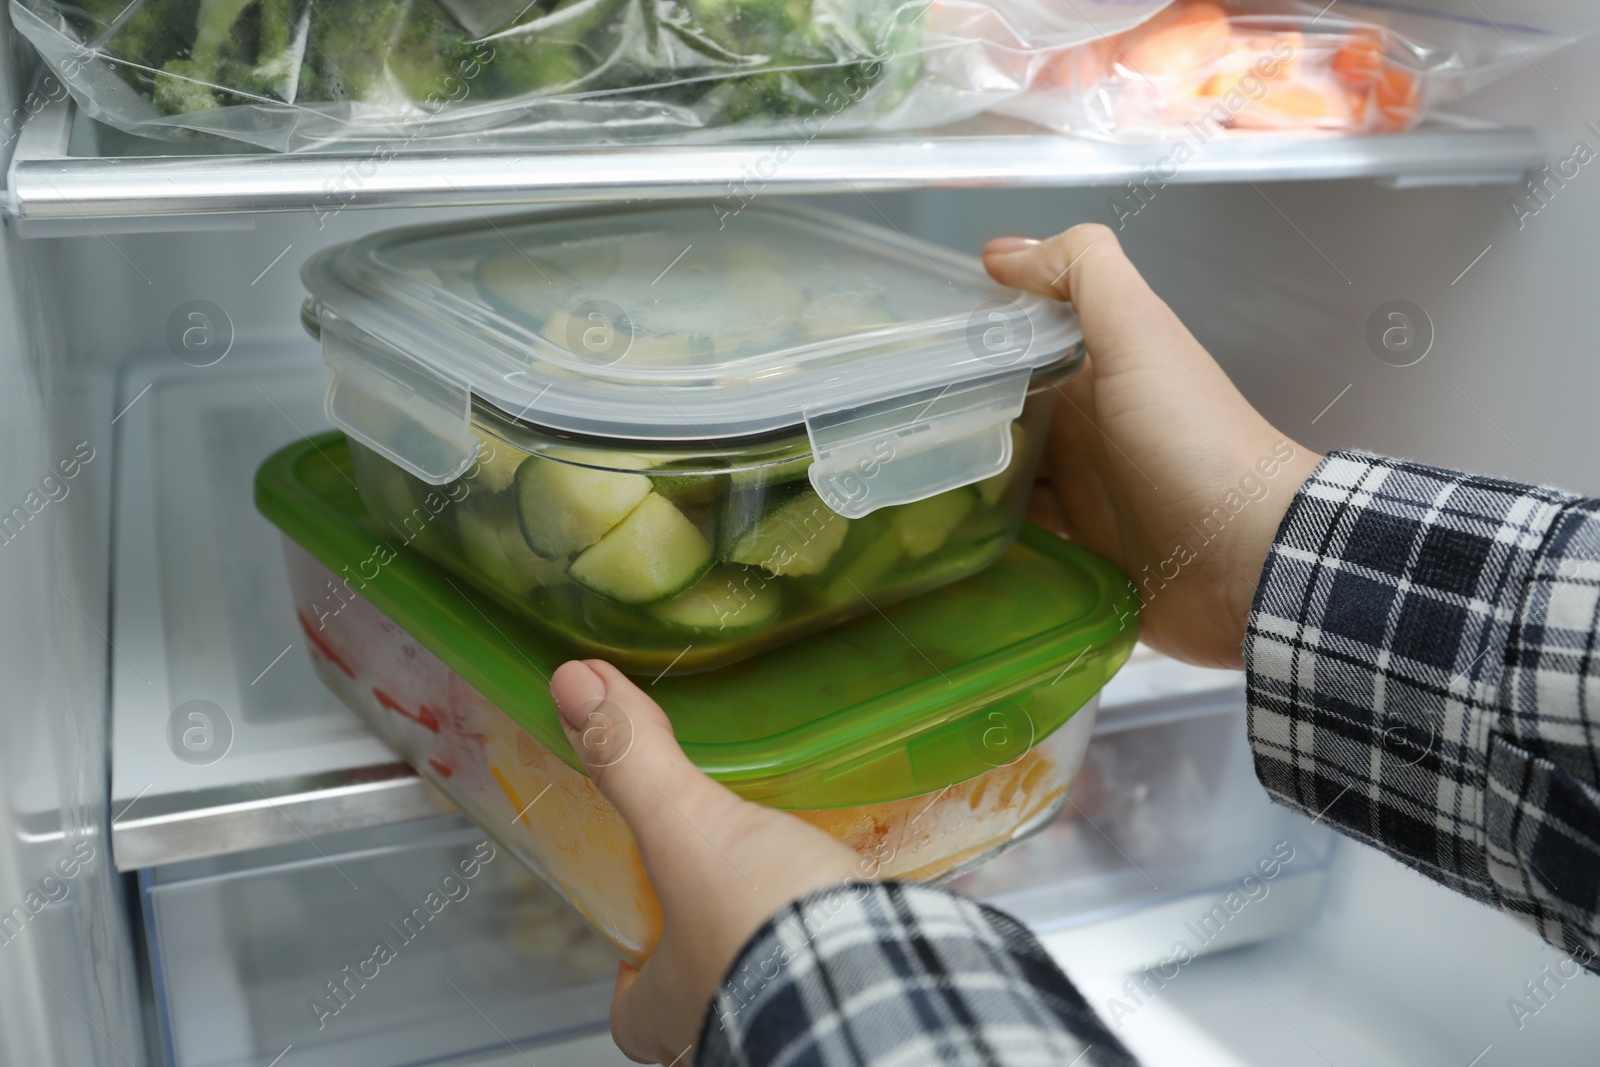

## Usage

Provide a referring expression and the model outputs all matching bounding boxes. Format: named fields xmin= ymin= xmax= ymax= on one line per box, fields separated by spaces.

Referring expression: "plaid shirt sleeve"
xmin=696 ymin=882 xmax=1135 ymax=1067
xmin=1247 ymin=450 xmax=1600 ymax=968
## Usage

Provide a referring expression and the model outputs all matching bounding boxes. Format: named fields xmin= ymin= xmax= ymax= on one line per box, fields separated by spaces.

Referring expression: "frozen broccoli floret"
xmin=150 ymin=0 xmax=248 ymax=111
xmin=246 ymin=0 xmax=302 ymax=99
xmin=311 ymin=0 xmax=476 ymax=105
xmin=681 ymin=0 xmax=811 ymax=57
xmin=102 ymin=0 xmax=197 ymax=75
xmin=151 ymin=58 xmax=222 ymax=110
xmin=478 ymin=37 xmax=591 ymax=97
xmin=102 ymin=0 xmax=310 ymax=114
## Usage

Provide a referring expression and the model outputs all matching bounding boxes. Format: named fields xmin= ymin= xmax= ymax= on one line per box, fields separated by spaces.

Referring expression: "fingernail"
xmin=985 ymin=237 xmax=1040 ymax=255
xmin=550 ymin=661 xmax=594 ymax=732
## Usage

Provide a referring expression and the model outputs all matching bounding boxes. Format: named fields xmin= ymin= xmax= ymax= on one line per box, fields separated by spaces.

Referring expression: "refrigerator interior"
xmin=4 ymin=4 xmax=1600 ymax=1065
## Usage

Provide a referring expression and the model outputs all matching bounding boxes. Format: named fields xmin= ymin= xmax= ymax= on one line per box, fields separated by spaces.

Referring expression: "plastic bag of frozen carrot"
xmin=993 ymin=0 xmax=1580 ymax=139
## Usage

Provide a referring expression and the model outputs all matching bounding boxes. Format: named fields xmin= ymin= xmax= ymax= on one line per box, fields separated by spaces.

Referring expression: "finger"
xmin=608 ymin=962 xmax=656 ymax=1065
xmin=983 ymin=223 xmax=1204 ymax=381
xmin=983 ymin=223 xmax=1132 ymax=303
xmin=549 ymin=659 xmax=732 ymax=863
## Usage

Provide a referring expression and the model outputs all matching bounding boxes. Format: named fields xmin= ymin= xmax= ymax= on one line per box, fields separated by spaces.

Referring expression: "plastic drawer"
xmin=141 ymin=690 xmax=1330 ymax=1067
xmin=949 ymin=689 xmax=1335 ymax=969
xmin=140 ymin=816 xmax=615 ymax=1067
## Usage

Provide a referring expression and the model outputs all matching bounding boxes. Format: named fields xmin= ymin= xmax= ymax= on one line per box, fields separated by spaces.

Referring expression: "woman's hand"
xmin=985 ymin=224 xmax=1321 ymax=669
xmin=550 ymin=659 xmax=864 ymax=1065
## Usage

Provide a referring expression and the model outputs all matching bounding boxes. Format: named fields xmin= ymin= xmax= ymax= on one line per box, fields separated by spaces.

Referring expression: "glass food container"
xmin=300 ymin=202 xmax=1085 ymax=676
xmin=257 ymin=434 xmax=1137 ymax=964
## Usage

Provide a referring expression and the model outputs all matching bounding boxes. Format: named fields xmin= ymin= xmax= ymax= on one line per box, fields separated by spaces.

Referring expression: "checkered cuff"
xmin=1247 ymin=450 xmax=1600 ymax=963
xmin=696 ymin=882 xmax=1133 ymax=1067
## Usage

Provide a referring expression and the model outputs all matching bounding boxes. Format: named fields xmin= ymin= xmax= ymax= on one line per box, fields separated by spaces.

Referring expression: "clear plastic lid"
xmin=301 ymin=202 xmax=1084 ymax=516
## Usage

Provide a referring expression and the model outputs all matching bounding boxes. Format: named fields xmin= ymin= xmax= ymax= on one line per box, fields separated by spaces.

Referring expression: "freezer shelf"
xmin=5 ymin=99 xmax=1547 ymax=234
xmin=108 ymin=346 xmax=455 ymax=871
xmin=141 ymin=816 xmax=618 ymax=1067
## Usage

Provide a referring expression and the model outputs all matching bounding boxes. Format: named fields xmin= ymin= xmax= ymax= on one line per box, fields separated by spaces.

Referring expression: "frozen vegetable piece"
xmin=726 ymin=490 xmax=849 ymax=577
xmin=1372 ymin=62 xmax=1421 ymax=132
xmin=679 ymin=0 xmax=809 ymax=59
xmin=799 ymin=294 xmax=894 ymax=340
xmin=819 ymin=523 xmax=902 ymax=603
xmin=1122 ymin=1 xmax=1231 ymax=80
xmin=149 ymin=0 xmax=253 ymax=113
xmin=730 ymin=454 xmax=812 ymax=492
xmin=467 ymin=429 xmax=527 ymax=494
xmin=892 ymin=522 xmax=1011 ymax=590
xmin=475 ymin=35 xmax=591 ymax=98
xmin=568 ymin=494 xmax=714 ymax=604
xmin=1332 ymin=30 xmax=1385 ymax=90
xmin=460 ymin=509 xmax=564 ymax=595
xmin=515 ymin=452 xmax=653 ymax=559
xmin=536 ymin=307 xmax=705 ymax=366
xmin=310 ymin=0 xmax=477 ymax=105
xmin=649 ymin=469 xmax=723 ymax=507
xmin=648 ymin=566 xmax=783 ymax=633
xmin=948 ymin=502 xmax=1012 ymax=549
xmin=474 ymin=250 xmax=576 ymax=318
xmin=975 ymin=423 xmax=1027 ymax=507
xmin=892 ymin=488 xmax=977 ymax=560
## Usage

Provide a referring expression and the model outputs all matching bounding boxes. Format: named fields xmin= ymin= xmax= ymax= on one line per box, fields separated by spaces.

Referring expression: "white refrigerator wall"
xmin=3 ymin=20 xmax=1600 ymax=1067
xmin=0 ymin=19 xmax=143 ymax=1067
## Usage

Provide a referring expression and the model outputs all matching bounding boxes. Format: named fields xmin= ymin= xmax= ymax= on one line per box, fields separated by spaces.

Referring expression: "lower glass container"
xmin=286 ymin=537 xmax=1097 ymax=964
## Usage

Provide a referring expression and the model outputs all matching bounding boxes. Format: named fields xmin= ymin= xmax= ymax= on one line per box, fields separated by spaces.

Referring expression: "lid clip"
xmin=320 ymin=311 xmax=478 ymax=485
xmin=805 ymin=370 xmax=1030 ymax=519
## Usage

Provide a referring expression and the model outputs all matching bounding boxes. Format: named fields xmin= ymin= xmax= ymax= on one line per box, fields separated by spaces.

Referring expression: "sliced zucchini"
xmin=569 ymin=494 xmax=714 ymax=604
xmin=366 ymin=462 xmax=423 ymax=524
xmin=474 ymin=250 xmax=576 ymax=321
xmin=726 ymin=491 xmax=849 ymax=577
xmin=976 ymin=423 xmax=1028 ymax=507
xmin=538 ymin=309 xmax=704 ymax=366
xmin=796 ymin=292 xmax=896 ymax=337
xmin=650 ymin=470 xmax=724 ymax=507
xmin=893 ymin=527 xmax=1011 ymax=590
xmin=820 ymin=528 xmax=903 ymax=604
xmin=459 ymin=509 xmax=566 ymax=595
xmin=892 ymin=489 xmax=978 ymax=560
xmin=466 ymin=429 xmax=527 ymax=494
xmin=729 ymin=454 xmax=812 ymax=492
xmin=515 ymin=453 xmax=654 ymax=559
xmin=814 ymin=511 xmax=890 ymax=579
xmin=949 ymin=503 xmax=1014 ymax=548
xmin=547 ymin=447 xmax=659 ymax=471
xmin=649 ymin=566 xmax=783 ymax=633
xmin=353 ymin=445 xmax=458 ymax=551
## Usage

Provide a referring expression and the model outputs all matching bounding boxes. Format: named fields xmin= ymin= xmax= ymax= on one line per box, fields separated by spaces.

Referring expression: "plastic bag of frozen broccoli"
xmin=8 ymin=0 xmax=1171 ymax=151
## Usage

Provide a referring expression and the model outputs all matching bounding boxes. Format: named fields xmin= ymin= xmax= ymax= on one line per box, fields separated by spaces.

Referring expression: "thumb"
xmin=982 ymin=223 xmax=1207 ymax=383
xmin=549 ymin=659 xmax=732 ymax=873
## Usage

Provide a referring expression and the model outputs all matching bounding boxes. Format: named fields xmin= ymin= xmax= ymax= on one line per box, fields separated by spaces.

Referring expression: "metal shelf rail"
xmin=5 ymin=99 xmax=1548 ymax=234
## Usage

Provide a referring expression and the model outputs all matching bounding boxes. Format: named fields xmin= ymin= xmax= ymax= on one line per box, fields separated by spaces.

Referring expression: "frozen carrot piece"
xmin=1332 ymin=29 xmax=1385 ymax=89
xmin=1228 ymin=75 xmax=1352 ymax=129
xmin=1045 ymin=36 xmax=1115 ymax=91
xmin=1122 ymin=1 xmax=1232 ymax=80
xmin=1374 ymin=61 xmax=1421 ymax=130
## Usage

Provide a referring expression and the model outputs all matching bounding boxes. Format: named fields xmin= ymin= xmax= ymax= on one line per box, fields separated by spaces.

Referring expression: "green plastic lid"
xmin=256 ymin=433 xmax=1138 ymax=809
